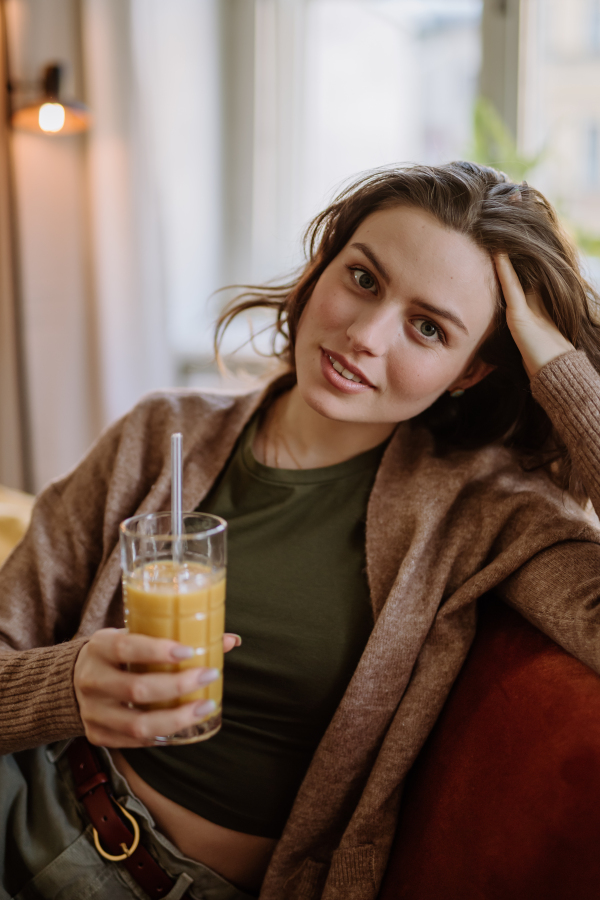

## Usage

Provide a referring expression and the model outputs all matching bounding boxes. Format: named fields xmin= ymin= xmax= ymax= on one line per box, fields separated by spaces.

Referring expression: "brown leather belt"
xmin=66 ymin=736 xmax=188 ymax=899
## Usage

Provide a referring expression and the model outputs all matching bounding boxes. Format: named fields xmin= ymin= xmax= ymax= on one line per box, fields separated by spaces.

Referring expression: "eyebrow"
xmin=412 ymin=300 xmax=469 ymax=336
xmin=350 ymin=242 xmax=390 ymax=284
xmin=350 ymin=241 xmax=469 ymax=336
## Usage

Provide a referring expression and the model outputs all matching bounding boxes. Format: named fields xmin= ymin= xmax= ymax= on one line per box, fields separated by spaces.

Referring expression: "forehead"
xmin=349 ymin=205 xmax=497 ymax=312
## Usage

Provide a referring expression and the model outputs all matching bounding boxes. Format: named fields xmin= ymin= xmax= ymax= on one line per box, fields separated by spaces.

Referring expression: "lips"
xmin=322 ymin=348 xmax=374 ymax=387
xmin=318 ymin=349 xmax=375 ymax=396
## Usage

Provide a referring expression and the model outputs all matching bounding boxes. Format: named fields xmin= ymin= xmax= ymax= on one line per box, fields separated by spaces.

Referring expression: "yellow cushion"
xmin=0 ymin=485 xmax=34 ymax=566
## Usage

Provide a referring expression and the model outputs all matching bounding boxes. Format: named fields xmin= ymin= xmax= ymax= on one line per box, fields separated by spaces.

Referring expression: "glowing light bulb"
xmin=38 ymin=102 xmax=65 ymax=133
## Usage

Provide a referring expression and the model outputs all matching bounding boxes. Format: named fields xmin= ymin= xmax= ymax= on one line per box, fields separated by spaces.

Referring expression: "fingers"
xmin=224 ymin=632 xmax=242 ymax=653
xmin=92 ymin=663 xmax=220 ymax=707
xmin=495 ymin=253 xmax=548 ymax=321
xmin=523 ymin=288 xmax=546 ymax=318
xmin=74 ymin=628 xmax=231 ymax=749
xmin=92 ymin=629 xmax=242 ymax=664
xmin=84 ymin=698 xmax=217 ymax=747
xmin=493 ymin=253 xmax=575 ymax=378
xmin=76 ymin=630 xmax=221 ymax=707
xmin=94 ymin=629 xmax=195 ymax=666
xmin=494 ymin=253 xmax=529 ymax=315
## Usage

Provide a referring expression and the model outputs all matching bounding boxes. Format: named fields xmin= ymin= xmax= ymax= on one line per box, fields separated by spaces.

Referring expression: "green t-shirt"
xmin=123 ymin=416 xmax=387 ymax=837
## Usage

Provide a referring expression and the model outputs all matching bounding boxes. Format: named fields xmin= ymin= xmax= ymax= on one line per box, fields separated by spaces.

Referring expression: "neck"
xmin=255 ymin=386 xmax=396 ymax=469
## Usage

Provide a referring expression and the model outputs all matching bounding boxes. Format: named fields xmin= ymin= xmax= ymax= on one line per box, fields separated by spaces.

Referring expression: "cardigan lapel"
xmin=82 ymin=387 xmax=267 ymax=634
xmin=260 ymin=424 xmax=454 ymax=896
xmin=365 ymin=422 xmax=424 ymax=619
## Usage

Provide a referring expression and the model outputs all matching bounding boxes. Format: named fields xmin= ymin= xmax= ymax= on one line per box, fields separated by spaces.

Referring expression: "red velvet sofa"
xmin=379 ymin=598 xmax=600 ymax=900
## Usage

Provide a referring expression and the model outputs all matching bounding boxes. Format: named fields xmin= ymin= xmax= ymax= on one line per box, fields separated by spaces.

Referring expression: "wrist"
xmin=524 ymin=340 xmax=575 ymax=380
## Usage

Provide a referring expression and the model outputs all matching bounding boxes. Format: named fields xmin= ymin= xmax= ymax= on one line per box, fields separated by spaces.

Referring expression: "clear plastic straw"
xmin=171 ymin=433 xmax=183 ymax=564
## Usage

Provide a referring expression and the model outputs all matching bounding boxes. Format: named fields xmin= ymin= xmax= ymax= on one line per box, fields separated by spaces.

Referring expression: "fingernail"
xmin=197 ymin=667 xmax=220 ymax=685
xmin=232 ymin=634 xmax=242 ymax=647
xmin=171 ymin=645 xmax=194 ymax=660
xmin=194 ymin=699 xmax=216 ymax=718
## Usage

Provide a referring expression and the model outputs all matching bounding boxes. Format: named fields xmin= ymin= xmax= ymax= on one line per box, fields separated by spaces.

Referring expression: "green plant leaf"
xmin=470 ymin=96 xmax=544 ymax=181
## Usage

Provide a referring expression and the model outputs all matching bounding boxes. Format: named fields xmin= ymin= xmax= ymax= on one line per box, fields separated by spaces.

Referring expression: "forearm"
xmin=531 ymin=350 xmax=600 ymax=514
xmin=500 ymin=538 xmax=600 ymax=676
xmin=0 ymin=639 xmax=87 ymax=754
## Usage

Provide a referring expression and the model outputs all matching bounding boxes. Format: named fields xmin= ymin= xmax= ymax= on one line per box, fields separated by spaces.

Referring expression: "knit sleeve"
xmin=0 ymin=640 xmax=87 ymax=753
xmin=530 ymin=349 xmax=600 ymax=513
xmin=0 ymin=414 xmax=126 ymax=754
xmin=496 ymin=350 xmax=600 ymax=674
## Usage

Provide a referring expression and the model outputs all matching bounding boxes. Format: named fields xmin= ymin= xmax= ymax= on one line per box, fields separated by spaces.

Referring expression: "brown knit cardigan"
xmin=1 ymin=350 xmax=600 ymax=900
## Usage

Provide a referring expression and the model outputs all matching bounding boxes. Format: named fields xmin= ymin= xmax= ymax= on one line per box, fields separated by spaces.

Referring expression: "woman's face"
xmin=294 ymin=205 xmax=498 ymax=425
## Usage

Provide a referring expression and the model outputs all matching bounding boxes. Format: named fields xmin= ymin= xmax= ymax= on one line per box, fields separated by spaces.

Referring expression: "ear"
xmin=448 ymin=357 xmax=496 ymax=394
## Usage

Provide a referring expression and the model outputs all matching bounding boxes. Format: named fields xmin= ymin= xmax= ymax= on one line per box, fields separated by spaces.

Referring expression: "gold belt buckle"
xmin=93 ymin=800 xmax=141 ymax=862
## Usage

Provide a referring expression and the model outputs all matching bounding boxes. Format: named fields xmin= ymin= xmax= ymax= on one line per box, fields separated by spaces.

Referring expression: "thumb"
xmin=223 ymin=633 xmax=242 ymax=653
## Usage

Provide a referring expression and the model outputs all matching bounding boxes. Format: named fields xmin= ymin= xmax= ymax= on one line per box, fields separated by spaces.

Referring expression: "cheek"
xmin=299 ymin=279 xmax=353 ymax=339
xmin=387 ymin=350 xmax=439 ymax=395
xmin=384 ymin=343 xmax=463 ymax=404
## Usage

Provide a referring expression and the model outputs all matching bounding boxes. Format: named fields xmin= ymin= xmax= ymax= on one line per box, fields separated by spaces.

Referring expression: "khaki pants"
xmin=0 ymin=742 xmax=254 ymax=900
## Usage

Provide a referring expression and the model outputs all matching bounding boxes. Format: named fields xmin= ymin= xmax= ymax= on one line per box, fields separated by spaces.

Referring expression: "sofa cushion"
xmin=379 ymin=597 xmax=600 ymax=900
xmin=0 ymin=485 xmax=33 ymax=568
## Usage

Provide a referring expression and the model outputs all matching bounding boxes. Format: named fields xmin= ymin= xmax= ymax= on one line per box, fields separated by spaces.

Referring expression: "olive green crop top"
xmin=122 ymin=416 xmax=386 ymax=838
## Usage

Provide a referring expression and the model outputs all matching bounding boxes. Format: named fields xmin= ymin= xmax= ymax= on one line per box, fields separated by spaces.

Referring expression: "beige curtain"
xmin=0 ymin=2 xmax=28 ymax=491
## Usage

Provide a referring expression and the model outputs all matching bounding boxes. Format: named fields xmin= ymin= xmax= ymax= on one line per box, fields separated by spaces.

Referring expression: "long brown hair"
xmin=216 ymin=161 xmax=600 ymax=499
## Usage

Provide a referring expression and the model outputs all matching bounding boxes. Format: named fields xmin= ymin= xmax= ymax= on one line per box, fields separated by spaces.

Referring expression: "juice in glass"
xmin=120 ymin=512 xmax=227 ymax=745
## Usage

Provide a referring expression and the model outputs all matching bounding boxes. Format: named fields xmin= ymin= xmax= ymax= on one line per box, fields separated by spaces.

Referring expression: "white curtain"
xmin=82 ymin=0 xmax=175 ymax=425
xmin=6 ymin=0 xmax=100 ymax=492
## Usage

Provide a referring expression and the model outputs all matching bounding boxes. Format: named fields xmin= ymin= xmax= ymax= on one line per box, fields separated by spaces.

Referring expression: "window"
xmin=519 ymin=0 xmax=600 ymax=253
xmin=145 ymin=0 xmax=483 ymax=384
xmin=590 ymin=0 xmax=600 ymax=55
xmin=588 ymin=122 xmax=600 ymax=188
xmin=82 ymin=0 xmax=600 ymax=398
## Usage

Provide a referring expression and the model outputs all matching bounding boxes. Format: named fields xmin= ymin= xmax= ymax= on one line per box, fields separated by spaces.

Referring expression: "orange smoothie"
xmin=123 ymin=560 xmax=225 ymax=718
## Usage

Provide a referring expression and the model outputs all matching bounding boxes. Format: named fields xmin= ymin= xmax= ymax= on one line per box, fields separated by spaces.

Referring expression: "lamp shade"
xmin=12 ymin=101 xmax=90 ymax=135
xmin=10 ymin=63 xmax=91 ymax=135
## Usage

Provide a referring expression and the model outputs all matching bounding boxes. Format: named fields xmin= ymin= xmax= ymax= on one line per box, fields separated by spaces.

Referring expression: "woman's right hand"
xmin=73 ymin=629 xmax=241 ymax=747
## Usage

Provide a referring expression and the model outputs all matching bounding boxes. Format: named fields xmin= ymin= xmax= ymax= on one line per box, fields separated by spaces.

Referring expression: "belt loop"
xmin=163 ymin=873 xmax=194 ymax=900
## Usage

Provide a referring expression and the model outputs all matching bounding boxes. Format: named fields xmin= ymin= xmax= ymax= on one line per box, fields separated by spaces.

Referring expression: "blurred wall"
xmin=0 ymin=2 xmax=26 ymax=490
xmin=5 ymin=0 xmax=184 ymax=492
xmin=5 ymin=0 xmax=270 ymax=491
xmin=6 ymin=0 xmax=99 ymax=491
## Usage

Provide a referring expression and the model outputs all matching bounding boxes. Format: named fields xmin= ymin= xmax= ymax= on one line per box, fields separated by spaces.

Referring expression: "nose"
xmin=345 ymin=303 xmax=398 ymax=356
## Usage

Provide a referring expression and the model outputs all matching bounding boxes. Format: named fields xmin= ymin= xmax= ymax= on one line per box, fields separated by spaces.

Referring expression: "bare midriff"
xmin=110 ymin=749 xmax=277 ymax=895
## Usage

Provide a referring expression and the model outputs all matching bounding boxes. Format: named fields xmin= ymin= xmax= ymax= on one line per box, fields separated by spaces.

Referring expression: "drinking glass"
xmin=119 ymin=511 xmax=227 ymax=745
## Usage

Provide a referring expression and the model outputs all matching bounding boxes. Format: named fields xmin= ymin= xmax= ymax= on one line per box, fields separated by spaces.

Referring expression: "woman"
xmin=1 ymin=161 xmax=600 ymax=900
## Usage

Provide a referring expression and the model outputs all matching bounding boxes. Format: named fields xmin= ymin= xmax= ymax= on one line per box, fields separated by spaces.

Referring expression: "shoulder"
xmin=104 ymin=385 xmax=265 ymax=481
xmin=45 ymin=385 xmax=266 ymax=502
xmin=441 ymin=436 xmax=585 ymax=521
xmin=115 ymin=385 xmax=265 ymax=448
xmin=382 ymin=423 xmax=597 ymax=538
xmin=368 ymin=425 xmax=600 ymax=611
xmin=129 ymin=385 xmax=264 ymax=423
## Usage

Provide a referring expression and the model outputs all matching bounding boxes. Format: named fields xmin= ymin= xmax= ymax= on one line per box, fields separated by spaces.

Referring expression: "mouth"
xmin=323 ymin=349 xmax=374 ymax=385
xmin=320 ymin=348 xmax=375 ymax=393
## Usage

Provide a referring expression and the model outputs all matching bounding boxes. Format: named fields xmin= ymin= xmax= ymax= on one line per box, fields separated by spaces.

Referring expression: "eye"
xmin=350 ymin=267 xmax=377 ymax=293
xmin=413 ymin=318 xmax=444 ymax=342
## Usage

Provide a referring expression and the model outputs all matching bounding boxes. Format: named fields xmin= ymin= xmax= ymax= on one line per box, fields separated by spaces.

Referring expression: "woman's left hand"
xmin=494 ymin=253 xmax=575 ymax=380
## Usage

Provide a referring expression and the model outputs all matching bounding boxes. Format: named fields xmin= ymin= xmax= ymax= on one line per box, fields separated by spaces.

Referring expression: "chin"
xmin=299 ymin=381 xmax=440 ymax=428
xmin=297 ymin=377 xmax=393 ymax=426
xmin=295 ymin=374 xmax=357 ymax=421
xmin=295 ymin=352 xmax=441 ymax=424
xmin=298 ymin=384 xmax=350 ymax=421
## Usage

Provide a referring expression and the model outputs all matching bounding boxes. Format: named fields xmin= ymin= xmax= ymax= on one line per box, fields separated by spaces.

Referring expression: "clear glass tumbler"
xmin=119 ymin=511 xmax=227 ymax=745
